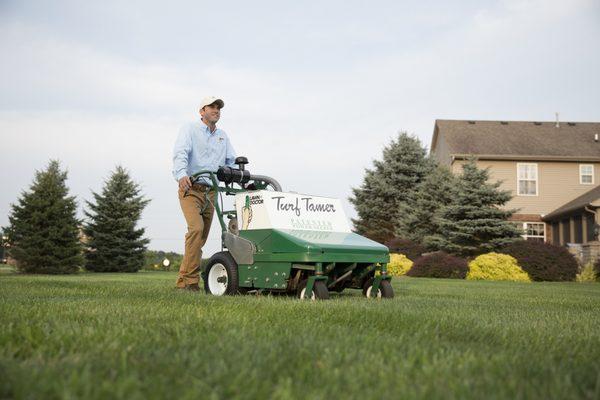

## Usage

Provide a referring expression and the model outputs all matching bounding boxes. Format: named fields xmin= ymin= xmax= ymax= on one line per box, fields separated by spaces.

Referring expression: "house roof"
xmin=432 ymin=120 xmax=600 ymax=161
xmin=543 ymin=185 xmax=600 ymax=221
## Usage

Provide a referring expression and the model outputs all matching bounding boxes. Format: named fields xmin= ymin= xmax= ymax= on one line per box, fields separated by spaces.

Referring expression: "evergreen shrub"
xmin=4 ymin=160 xmax=83 ymax=274
xmin=84 ymin=166 xmax=150 ymax=272
xmin=350 ymin=132 xmax=434 ymax=244
xmin=387 ymin=253 xmax=413 ymax=276
xmin=397 ymin=166 xmax=457 ymax=248
xmin=407 ymin=252 xmax=468 ymax=279
xmin=426 ymin=160 xmax=521 ymax=256
xmin=467 ymin=253 xmax=530 ymax=281
xmin=502 ymin=240 xmax=578 ymax=281
xmin=384 ymin=237 xmax=425 ymax=261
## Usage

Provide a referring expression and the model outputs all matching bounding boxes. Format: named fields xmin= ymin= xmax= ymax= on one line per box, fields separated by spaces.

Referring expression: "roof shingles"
xmin=434 ymin=120 xmax=600 ymax=159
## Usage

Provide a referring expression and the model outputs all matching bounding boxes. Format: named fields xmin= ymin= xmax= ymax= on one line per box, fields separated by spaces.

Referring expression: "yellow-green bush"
xmin=576 ymin=263 xmax=597 ymax=282
xmin=467 ymin=253 xmax=531 ymax=282
xmin=386 ymin=253 xmax=413 ymax=277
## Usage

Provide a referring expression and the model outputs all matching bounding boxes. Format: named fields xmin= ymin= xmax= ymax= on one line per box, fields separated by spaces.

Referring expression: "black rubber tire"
xmin=361 ymin=277 xmax=374 ymax=297
xmin=362 ymin=278 xmax=394 ymax=299
xmin=203 ymin=251 xmax=240 ymax=296
xmin=297 ymin=279 xmax=330 ymax=300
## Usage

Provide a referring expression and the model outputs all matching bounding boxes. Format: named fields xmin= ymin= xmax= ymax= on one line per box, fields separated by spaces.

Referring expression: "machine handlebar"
xmin=190 ymin=156 xmax=282 ymax=192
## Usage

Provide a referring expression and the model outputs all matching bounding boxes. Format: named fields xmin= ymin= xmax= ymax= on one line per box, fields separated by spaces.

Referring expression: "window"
xmin=517 ymin=163 xmax=538 ymax=196
xmin=580 ymin=164 xmax=594 ymax=185
xmin=516 ymin=222 xmax=545 ymax=242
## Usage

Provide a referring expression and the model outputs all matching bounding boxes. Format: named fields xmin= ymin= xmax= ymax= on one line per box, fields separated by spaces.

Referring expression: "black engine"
xmin=216 ymin=156 xmax=251 ymax=186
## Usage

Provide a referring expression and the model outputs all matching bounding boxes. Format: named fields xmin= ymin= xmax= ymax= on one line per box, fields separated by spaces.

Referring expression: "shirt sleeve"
xmin=172 ymin=124 xmax=192 ymax=181
xmin=224 ymin=134 xmax=237 ymax=168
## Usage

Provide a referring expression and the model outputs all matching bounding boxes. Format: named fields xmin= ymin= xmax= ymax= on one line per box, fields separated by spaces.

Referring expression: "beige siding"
xmin=451 ymin=160 xmax=600 ymax=215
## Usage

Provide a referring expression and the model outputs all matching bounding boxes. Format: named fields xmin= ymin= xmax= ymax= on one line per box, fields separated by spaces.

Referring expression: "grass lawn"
xmin=1 ymin=272 xmax=599 ymax=399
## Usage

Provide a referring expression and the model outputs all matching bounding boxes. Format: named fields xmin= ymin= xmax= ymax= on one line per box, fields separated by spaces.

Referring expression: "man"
xmin=172 ymin=96 xmax=236 ymax=290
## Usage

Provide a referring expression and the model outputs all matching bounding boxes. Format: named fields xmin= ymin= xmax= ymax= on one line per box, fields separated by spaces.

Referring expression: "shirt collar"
xmin=199 ymin=119 xmax=219 ymax=135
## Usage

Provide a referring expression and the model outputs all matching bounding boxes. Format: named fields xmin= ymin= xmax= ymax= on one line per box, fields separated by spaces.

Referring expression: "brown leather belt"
xmin=191 ymin=183 xmax=212 ymax=192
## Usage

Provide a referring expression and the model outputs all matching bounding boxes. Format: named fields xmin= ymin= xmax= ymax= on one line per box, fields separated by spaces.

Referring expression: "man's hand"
xmin=178 ymin=176 xmax=192 ymax=192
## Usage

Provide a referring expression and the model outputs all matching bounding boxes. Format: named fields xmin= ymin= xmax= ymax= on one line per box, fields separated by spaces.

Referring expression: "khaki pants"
xmin=176 ymin=185 xmax=215 ymax=288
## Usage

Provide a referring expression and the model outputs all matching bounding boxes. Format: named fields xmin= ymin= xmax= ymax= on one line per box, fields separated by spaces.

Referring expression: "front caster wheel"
xmin=297 ymin=279 xmax=329 ymax=300
xmin=362 ymin=278 xmax=394 ymax=299
xmin=204 ymin=252 xmax=240 ymax=296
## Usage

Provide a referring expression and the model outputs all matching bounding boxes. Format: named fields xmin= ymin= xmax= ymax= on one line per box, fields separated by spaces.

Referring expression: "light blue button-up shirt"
xmin=172 ymin=120 xmax=237 ymax=183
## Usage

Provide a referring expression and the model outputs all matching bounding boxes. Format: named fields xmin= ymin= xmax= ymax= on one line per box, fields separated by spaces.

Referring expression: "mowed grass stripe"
xmin=1 ymin=272 xmax=599 ymax=399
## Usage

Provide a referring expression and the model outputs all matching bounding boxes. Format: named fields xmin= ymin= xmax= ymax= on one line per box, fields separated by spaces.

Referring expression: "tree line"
xmin=350 ymin=132 xmax=522 ymax=257
xmin=5 ymin=132 xmax=520 ymax=274
xmin=3 ymin=160 xmax=150 ymax=274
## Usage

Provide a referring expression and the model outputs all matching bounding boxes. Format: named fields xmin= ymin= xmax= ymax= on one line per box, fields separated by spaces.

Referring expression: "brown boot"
xmin=184 ymin=283 xmax=200 ymax=292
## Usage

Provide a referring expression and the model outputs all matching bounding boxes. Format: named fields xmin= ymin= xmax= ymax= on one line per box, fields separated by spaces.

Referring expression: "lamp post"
xmin=1 ymin=235 xmax=7 ymax=264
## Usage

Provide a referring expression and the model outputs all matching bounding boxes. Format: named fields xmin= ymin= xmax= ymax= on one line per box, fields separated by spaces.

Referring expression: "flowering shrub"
xmin=386 ymin=253 xmax=413 ymax=276
xmin=502 ymin=241 xmax=578 ymax=281
xmin=467 ymin=253 xmax=530 ymax=282
xmin=407 ymin=252 xmax=468 ymax=279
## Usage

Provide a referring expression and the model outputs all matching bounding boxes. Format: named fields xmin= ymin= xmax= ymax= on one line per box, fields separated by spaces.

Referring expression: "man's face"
xmin=200 ymin=103 xmax=221 ymax=124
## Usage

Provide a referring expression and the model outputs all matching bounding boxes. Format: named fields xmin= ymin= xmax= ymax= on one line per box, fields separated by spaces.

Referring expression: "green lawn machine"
xmin=194 ymin=157 xmax=393 ymax=300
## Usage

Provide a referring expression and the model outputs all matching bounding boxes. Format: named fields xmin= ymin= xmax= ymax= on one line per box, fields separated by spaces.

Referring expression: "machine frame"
xmin=191 ymin=164 xmax=393 ymax=300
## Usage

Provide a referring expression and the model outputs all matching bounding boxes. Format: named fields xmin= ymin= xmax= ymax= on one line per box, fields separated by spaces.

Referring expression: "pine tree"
xmin=397 ymin=166 xmax=457 ymax=249
xmin=349 ymin=132 xmax=434 ymax=243
xmin=84 ymin=166 xmax=150 ymax=272
xmin=426 ymin=160 xmax=522 ymax=256
xmin=4 ymin=160 xmax=83 ymax=274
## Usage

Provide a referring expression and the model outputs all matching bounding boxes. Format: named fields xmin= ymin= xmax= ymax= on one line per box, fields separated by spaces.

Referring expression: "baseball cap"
xmin=200 ymin=96 xmax=225 ymax=109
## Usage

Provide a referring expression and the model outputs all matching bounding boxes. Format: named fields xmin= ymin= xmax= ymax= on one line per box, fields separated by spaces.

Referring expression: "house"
xmin=430 ymin=119 xmax=600 ymax=262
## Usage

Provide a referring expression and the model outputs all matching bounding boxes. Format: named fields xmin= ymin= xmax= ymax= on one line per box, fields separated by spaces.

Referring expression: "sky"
xmin=1 ymin=0 xmax=599 ymax=255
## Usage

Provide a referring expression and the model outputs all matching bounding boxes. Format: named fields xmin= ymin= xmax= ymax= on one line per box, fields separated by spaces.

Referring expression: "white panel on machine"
xmin=234 ymin=190 xmax=351 ymax=233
